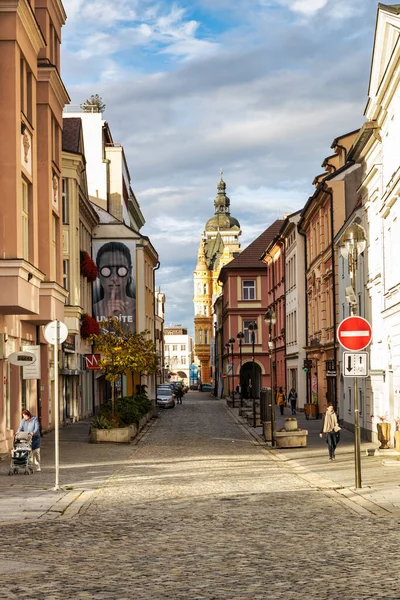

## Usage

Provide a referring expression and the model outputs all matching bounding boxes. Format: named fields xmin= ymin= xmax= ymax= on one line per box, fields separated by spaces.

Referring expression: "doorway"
xmin=240 ymin=361 xmax=262 ymax=399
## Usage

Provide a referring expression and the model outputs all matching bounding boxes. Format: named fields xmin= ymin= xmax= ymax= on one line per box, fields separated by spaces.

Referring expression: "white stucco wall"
xmin=63 ymin=111 xmax=108 ymax=202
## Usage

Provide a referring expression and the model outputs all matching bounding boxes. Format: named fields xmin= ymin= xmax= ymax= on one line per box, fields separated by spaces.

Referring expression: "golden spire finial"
xmin=220 ymin=168 xmax=223 ymax=177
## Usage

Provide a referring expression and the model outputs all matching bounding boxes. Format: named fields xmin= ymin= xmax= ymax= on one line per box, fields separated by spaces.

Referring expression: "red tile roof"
xmin=220 ymin=219 xmax=283 ymax=274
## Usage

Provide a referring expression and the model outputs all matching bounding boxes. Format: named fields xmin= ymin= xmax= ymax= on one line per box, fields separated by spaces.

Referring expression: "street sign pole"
xmin=54 ymin=320 xmax=60 ymax=491
xmin=337 ymin=315 xmax=372 ymax=489
xmin=43 ymin=320 xmax=68 ymax=492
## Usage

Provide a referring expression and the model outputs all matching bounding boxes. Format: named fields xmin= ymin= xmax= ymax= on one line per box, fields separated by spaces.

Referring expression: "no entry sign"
xmin=337 ymin=316 xmax=372 ymax=351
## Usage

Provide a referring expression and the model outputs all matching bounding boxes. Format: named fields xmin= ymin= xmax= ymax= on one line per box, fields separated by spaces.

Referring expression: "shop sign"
xmin=84 ymin=354 xmax=101 ymax=370
xmin=63 ymin=334 xmax=76 ymax=352
xmin=23 ymin=345 xmax=41 ymax=379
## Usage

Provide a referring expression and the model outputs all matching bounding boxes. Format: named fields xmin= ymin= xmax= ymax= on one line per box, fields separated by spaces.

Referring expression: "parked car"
xmin=200 ymin=383 xmax=213 ymax=392
xmin=156 ymin=386 xmax=176 ymax=409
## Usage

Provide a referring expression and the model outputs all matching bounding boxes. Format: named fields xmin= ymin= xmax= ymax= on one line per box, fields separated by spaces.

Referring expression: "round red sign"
xmin=337 ymin=316 xmax=372 ymax=351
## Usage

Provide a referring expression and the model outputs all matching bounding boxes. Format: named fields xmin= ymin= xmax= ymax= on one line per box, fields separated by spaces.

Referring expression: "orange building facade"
xmin=0 ymin=0 xmax=68 ymax=451
xmin=298 ymin=131 xmax=360 ymax=416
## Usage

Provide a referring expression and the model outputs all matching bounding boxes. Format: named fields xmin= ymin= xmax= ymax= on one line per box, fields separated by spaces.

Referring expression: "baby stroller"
xmin=8 ymin=432 xmax=34 ymax=475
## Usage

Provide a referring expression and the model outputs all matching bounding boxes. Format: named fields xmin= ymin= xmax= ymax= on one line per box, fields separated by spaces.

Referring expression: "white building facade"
xmin=347 ymin=4 xmax=400 ymax=443
xmin=164 ymin=327 xmax=193 ymax=384
xmin=282 ymin=212 xmax=307 ymax=409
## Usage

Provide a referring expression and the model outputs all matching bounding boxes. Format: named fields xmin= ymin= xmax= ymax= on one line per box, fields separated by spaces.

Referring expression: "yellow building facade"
xmin=193 ymin=175 xmax=241 ymax=383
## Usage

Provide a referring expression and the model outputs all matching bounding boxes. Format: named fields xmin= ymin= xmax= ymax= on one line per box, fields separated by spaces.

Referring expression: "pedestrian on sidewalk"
xmin=18 ymin=409 xmax=41 ymax=471
xmin=319 ymin=404 xmax=340 ymax=460
xmin=175 ymin=387 xmax=183 ymax=404
xmin=288 ymin=388 xmax=297 ymax=415
xmin=276 ymin=387 xmax=285 ymax=416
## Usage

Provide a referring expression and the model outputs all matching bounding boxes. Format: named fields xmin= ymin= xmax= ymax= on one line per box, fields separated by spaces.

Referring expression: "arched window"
xmin=204 ymin=330 xmax=208 ymax=344
xmin=203 ymin=284 xmax=207 ymax=294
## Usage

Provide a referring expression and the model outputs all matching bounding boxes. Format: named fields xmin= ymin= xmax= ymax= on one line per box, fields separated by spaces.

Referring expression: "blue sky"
xmin=61 ymin=0 xmax=380 ymax=334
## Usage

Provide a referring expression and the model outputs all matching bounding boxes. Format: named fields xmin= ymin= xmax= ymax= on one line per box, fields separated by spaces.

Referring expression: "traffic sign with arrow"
xmin=343 ymin=351 xmax=368 ymax=377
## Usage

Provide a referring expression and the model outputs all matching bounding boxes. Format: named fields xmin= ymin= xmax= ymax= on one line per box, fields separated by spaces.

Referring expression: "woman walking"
xmin=18 ymin=409 xmax=41 ymax=471
xmin=276 ymin=387 xmax=286 ymax=416
xmin=288 ymin=388 xmax=297 ymax=415
xmin=319 ymin=404 xmax=340 ymax=460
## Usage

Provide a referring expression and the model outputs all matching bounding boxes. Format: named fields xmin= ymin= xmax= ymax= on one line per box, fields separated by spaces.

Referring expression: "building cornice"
xmin=37 ymin=62 xmax=70 ymax=108
xmin=0 ymin=0 xmax=46 ymax=55
xmin=35 ymin=0 xmax=67 ymax=26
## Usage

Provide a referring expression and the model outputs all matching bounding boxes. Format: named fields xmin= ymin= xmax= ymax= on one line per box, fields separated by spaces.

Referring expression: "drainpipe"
xmin=297 ymin=224 xmax=309 ymax=404
xmin=36 ymin=325 xmax=43 ymax=436
xmin=322 ymin=183 xmax=338 ymax=415
xmin=266 ymin=250 xmax=277 ymax=392
xmin=153 ymin=261 xmax=161 ymax=395
xmin=280 ymin=236 xmax=287 ymax=395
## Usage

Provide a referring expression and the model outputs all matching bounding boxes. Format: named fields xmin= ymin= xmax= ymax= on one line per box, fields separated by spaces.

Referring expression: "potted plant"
xmin=377 ymin=413 xmax=391 ymax=449
xmin=80 ymin=251 xmax=98 ymax=282
xmin=81 ymin=313 xmax=100 ymax=339
xmin=284 ymin=417 xmax=298 ymax=431
xmin=394 ymin=417 xmax=400 ymax=452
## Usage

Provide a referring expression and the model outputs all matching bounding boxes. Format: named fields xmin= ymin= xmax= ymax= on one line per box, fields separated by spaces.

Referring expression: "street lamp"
xmin=339 ymin=222 xmax=367 ymax=490
xmin=248 ymin=321 xmax=258 ymax=428
xmin=228 ymin=337 xmax=235 ymax=407
xmin=225 ymin=342 xmax=230 ymax=399
xmin=213 ymin=322 xmax=218 ymax=397
xmin=264 ymin=310 xmax=277 ymax=446
xmin=237 ymin=331 xmax=244 ymax=407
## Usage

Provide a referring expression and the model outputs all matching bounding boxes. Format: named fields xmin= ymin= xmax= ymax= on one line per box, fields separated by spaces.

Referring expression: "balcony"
xmin=22 ymin=281 xmax=68 ymax=325
xmin=0 ymin=260 xmax=44 ymax=315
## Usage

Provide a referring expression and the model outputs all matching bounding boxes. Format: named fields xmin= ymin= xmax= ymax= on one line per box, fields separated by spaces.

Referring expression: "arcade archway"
xmin=240 ymin=361 xmax=262 ymax=399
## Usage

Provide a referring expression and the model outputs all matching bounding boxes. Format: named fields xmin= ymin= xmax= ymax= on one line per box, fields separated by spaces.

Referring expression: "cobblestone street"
xmin=1 ymin=392 xmax=399 ymax=599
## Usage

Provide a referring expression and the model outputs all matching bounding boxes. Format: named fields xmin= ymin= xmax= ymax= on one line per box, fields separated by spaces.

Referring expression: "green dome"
xmin=205 ymin=213 xmax=240 ymax=231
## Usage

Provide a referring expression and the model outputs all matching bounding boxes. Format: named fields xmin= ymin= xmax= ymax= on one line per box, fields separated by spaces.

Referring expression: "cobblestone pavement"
xmin=1 ymin=392 xmax=399 ymax=600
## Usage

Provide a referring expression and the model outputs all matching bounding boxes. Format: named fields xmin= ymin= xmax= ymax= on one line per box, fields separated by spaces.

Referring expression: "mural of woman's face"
xmin=98 ymin=249 xmax=130 ymax=298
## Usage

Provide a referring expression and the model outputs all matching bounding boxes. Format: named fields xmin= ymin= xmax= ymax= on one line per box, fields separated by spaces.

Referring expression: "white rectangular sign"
xmin=22 ymin=345 xmax=41 ymax=379
xmin=226 ymin=363 xmax=233 ymax=375
xmin=343 ymin=351 xmax=368 ymax=377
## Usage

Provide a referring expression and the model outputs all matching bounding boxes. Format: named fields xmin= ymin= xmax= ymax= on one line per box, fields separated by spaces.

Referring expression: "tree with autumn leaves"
xmin=90 ymin=317 xmax=158 ymax=416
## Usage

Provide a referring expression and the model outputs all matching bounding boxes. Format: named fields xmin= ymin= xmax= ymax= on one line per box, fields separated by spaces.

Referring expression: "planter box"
xmin=90 ymin=407 xmax=157 ymax=444
xmin=275 ymin=430 xmax=308 ymax=448
xmin=90 ymin=425 xmax=137 ymax=444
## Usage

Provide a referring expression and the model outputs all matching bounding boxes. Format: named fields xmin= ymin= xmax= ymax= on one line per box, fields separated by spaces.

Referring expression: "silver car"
xmin=156 ymin=387 xmax=176 ymax=409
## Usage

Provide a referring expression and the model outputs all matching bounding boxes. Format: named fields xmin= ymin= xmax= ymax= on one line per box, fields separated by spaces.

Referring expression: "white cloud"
xmin=63 ymin=0 xmax=219 ymax=69
xmin=61 ymin=0 xmax=379 ymax=329
xmin=287 ymin=0 xmax=328 ymax=15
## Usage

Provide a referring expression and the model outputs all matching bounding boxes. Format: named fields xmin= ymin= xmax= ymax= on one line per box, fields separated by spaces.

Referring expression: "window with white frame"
xmin=243 ymin=320 xmax=257 ymax=344
xmin=181 ymin=345 xmax=186 ymax=351
xmin=63 ymin=259 xmax=69 ymax=293
xmin=242 ymin=280 xmax=255 ymax=300
xmin=172 ymin=345 xmax=178 ymax=351
xmin=62 ymin=178 xmax=69 ymax=225
xmin=22 ymin=180 xmax=29 ymax=260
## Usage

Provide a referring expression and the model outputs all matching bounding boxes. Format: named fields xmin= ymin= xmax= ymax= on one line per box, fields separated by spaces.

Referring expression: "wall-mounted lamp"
xmin=21 ymin=123 xmax=27 ymax=135
xmin=27 ymin=273 xmax=33 ymax=282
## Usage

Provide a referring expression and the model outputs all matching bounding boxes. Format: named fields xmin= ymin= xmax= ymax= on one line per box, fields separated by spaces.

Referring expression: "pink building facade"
xmin=218 ymin=221 xmax=283 ymax=399
xmin=261 ymin=234 xmax=286 ymax=395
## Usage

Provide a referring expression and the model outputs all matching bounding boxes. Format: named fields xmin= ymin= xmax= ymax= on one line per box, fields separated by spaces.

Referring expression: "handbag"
xmin=333 ymin=425 xmax=341 ymax=432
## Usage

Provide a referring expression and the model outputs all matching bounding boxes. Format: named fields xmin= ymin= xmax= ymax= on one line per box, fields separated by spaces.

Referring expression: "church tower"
xmin=193 ymin=173 xmax=241 ymax=384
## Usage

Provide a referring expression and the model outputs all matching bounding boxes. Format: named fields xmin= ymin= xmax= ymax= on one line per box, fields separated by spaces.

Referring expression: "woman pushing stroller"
xmin=18 ymin=409 xmax=41 ymax=472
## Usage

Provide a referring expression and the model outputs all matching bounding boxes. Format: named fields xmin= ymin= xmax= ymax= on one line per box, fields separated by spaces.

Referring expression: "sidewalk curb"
xmin=222 ymin=400 xmax=393 ymax=518
xmin=0 ymin=416 xmax=161 ymax=526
